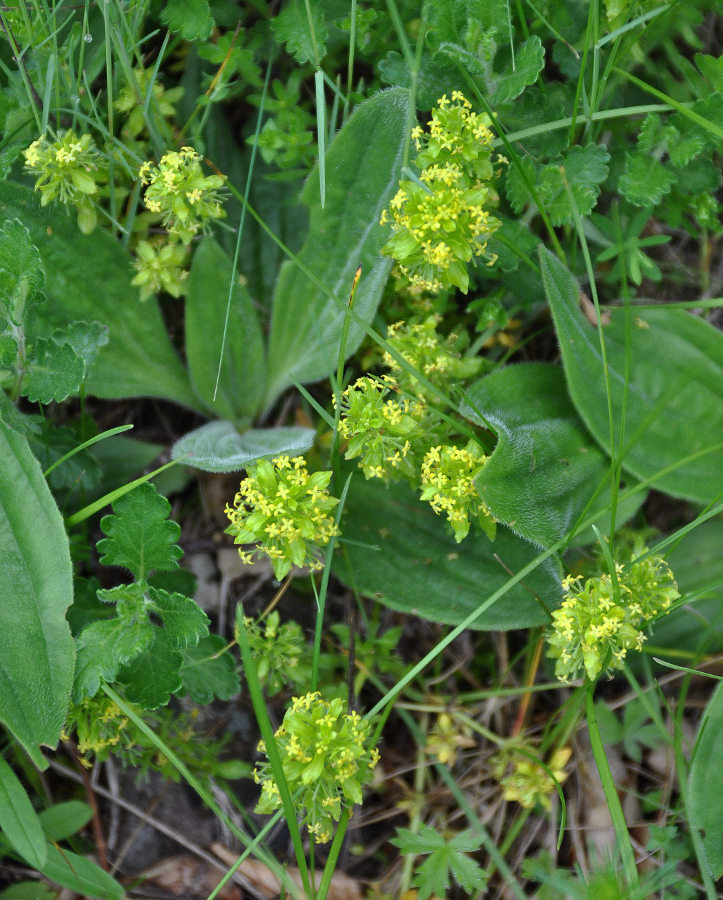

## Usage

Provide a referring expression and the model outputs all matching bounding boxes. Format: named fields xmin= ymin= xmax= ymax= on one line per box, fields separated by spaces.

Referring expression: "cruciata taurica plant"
xmin=236 ymin=610 xmax=307 ymax=696
xmin=380 ymin=92 xmax=502 ymax=293
xmin=547 ymin=548 xmax=680 ymax=682
xmin=23 ymin=130 xmax=107 ymax=233
xmin=225 ymin=455 xmax=339 ymax=580
xmin=138 ymin=146 xmax=227 ymax=244
xmin=253 ymin=692 xmax=380 ymax=843
xmin=131 ymin=238 xmax=190 ymax=300
xmin=490 ymin=742 xmax=572 ymax=810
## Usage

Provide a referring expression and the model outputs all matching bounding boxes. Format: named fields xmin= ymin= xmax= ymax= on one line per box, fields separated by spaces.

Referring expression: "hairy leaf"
xmin=179 ymin=635 xmax=241 ymax=703
xmin=494 ymin=36 xmax=545 ymax=105
xmin=160 ymin=0 xmax=214 ymax=41
xmin=73 ymin=617 xmax=152 ymax=700
xmin=337 ymin=477 xmax=561 ymax=631
xmin=172 ymin=420 xmax=314 ymax=472
xmin=464 ymin=363 xmax=643 ymax=547
xmin=22 ymin=337 xmax=84 ymax=404
xmin=0 ymin=218 xmax=44 ymax=325
xmin=619 ymin=151 xmax=675 ymax=207
xmin=264 ymin=88 xmax=408 ymax=408
xmin=185 ymin=237 xmax=265 ymax=424
xmin=0 ymin=418 xmax=75 ymax=768
xmin=118 ymin=631 xmax=183 ymax=709
xmin=689 ymin=682 xmax=723 ymax=879
xmin=540 ymin=246 xmax=723 ymax=503
xmin=271 ymin=0 xmax=327 ymax=64
xmin=147 ymin=588 xmax=209 ymax=649
xmin=97 ymin=482 xmax=182 ymax=581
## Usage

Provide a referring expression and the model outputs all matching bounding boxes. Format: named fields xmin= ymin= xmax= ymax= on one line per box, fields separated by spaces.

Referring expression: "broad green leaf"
xmin=271 ymin=0 xmax=327 ymax=64
xmin=0 ymin=218 xmax=44 ymax=325
xmin=689 ymin=681 xmax=723 ymax=879
xmin=337 ymin=478 xmax=561 ymax=630
xmin=463 ymin=363 xmax=643 ymax=548
xmin=23 ymin=337 xmax=84 ymax=403
xmin=0 ymin=418 xmax=75 ymax=768
xmin=118 ymin=631 xmax=183 ymax=709
xmin=38 ymin=801 xmax=92 ymax=842
xmin=179 ymin=634 xmax=241 ymax=703
xmin=0 ymin=884 xmax=55 ymax=900
xmin=647 ymin=518 xmax=723 ymax=658
xmin=172 ymin=420 xmax=315 ymax=472
xmin=40 ymin=842 xmax=124 ymax=900
xmin=0 ymin=756 xmax=46 ymax=869
xmin=0 ymin=182 xmax=199 ymax=410
xmin=263 ymin=88 xmax=409 ymax=409
xmin=540 ymin=246 xmax=723 ymax=503
xmin=494 ymin=36 xmax=545 ymax=105
xmin=97 ymin=482 xmax=182 ymax=580
xmin=148 ymin=588 xmax=210 ymax=649
xmin=185 ymin=237 xmax=265 ymax=424
xmin=160 ymin=0 xmax=214 ymax=41
xmin=619 ymin=151 xmax=675 ymax=207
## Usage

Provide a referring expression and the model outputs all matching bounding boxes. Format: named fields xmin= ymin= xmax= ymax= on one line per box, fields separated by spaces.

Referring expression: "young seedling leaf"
xmin=97 ymin=482 xmax=182 ymax=581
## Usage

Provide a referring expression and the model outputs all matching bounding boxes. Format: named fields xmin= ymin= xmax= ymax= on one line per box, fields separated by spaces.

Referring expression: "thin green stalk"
xmin=344 ymin=0 xmax=356 ymax=121
xmin=569 ymin=0 xmax=596 ymax=142
xmin=585 ymin=683 xmax=639 ymax=888
xmin=43 ymin=424 xmax=133 ymax=478
xmin=235 ymin=601 xmax=312 ymax=898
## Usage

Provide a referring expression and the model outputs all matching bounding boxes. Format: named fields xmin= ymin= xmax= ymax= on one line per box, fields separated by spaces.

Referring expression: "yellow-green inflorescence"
xmin=420 ymin=442 xmax=496 ymax=542
xmin=254 ymin=692 xmax=380 ymax=843
xmin=23 ymin=130 xmax=107 ymax=233
xmin=491 ymin=742 xmax=572 ymax=810
xmin=131 ymin=238 xmax=189 ymax=300
xmin=548 ymin=548 xmax=680 ymax=682
xmin=336 ymin=374 xmax=430 ymax=482
xmin=225 ymin=455 xmax=339 ymax=581
xmin=237 ymin=610 xmax=307 ymax=696
xmin=139 ymin=146 xmax=227 ymax=244
xmin=381 ymin=92 xmax=502 ymax=294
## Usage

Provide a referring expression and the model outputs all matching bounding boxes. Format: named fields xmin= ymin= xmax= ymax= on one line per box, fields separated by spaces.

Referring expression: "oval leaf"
xmin=40 ymin=843 xmax=124 ymax=900
xmin=185 ymin=237 xmax=266 ymax=424
xmin=463 ymin=362 xmax=644 ymax=547
xmin=540 ymin=246 xmax=723 ymax=503
xmin=689 ymin=681 xmax=723 ymax=879
xmin=0 ymin=757 xmax=46 ymax=869
xmin=0 ymin=181 xmax=200 ymax=411
xmin=172 ymin=420 xmax=315 ymax=472
xmin=336 ymin=477 xmax=562 ymax=630
xmin=0 ymin=416 xmax=75 ymax=768
xmin=263 ymin=88 xmax=409 ymax=409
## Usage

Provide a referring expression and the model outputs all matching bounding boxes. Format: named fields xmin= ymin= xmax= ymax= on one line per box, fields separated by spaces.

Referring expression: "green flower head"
xmin=131 ymin=239 xmax=189 ymax=300
xmin=139 ymin=146 xmax=227 ymax=244
xmin=225 ymin=455 xmax=339 ymax=581
xmin=253 ymin=692 xmax=380 ymax=843
xmin=548 ymin=548 xmax=679 ymax=682
xmin=23 ymin=130 xmax=106 ymax=233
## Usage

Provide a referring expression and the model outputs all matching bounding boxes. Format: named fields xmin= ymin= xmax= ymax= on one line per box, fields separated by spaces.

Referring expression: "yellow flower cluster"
xmin=225 ymin=455 xmax=339 ymax=580
xmin=254 ymin=692 xmax=380 ymax=843
xmin=131 ymin=239 xmax=189 ymax=300
xmin=491 ymin=742 xmax=572 ymax=810
xmin=23 ymin=130 xmax=106 ymax=233
xmin=336 ymin=375 xmax=429 ymax=482
xmin=139 ymin=146 xmax=226 ymax=244
xmin=419 ymin=443 xmax=495 ymax=542
xmin=548 ymin=549 xmax=679 ymax=682
xmin=381 ymin=92 xmax=501 ymax=293
xmin=382 ymin=315 xmax=483 ymax=400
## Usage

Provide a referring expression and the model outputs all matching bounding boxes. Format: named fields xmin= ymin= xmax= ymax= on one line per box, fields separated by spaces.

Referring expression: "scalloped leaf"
xmin=118 ymin=631 xmax=183 ymax=709
xmin=147 ymin=588 xmax=209 ymax=649
xmin=172 ymin=420 xmax=315 ymax=472
xmin=97 ymin=482 xmax=182 ymax=581
xmin=336 ymin=477 xmax=562 ymax=631
xmin=0 ymin=182 xmax=199 ymax=410
xmin=22 ymin=337 xmax=84 ymax=403
xmin=0 ymin=418 xmax=75 ymax=768
xmin=540 ymin=246 xmax=723 ymax=504
xmin=179 ymin=635 xmax=241 ymax=703
xmin=463 ymin=363 xmax=644 ymax=547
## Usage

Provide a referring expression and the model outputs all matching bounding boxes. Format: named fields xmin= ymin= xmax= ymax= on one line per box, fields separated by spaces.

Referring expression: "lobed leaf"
xmin=271 ymin=0 xmax=328 ymax=64
xmin=22 ymin=337 xmax=84 ymax=404
xmin=179 ymin=634 xmax=241 ymax=703
xmin=97 ymin=482 xmax=182 ymax=581
xmin=160 ymin=0 xmax=214 ymax=41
